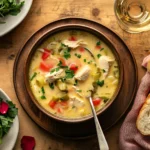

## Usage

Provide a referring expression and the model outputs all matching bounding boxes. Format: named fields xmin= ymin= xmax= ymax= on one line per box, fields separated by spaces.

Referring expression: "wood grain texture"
xmin=0 ymin=0 xmax=150 ymax=150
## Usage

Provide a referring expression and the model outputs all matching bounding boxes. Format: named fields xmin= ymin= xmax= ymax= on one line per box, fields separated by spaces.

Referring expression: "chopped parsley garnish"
xmin=49 ymin=83 xmax=54 ymax=89
xmin=55 ymin=67 xmax=60 ymax=72
xmin=101 ymin=97 xmax=109 ymax=103
xmin=30 ymin=72 xmax=37 ymax=81
xmin=61 ymin=43 xmax=67 ymax=47
xmin=84 ymin=59 xmax=86 ymax=62
xmin=50 ymin=68 xmax=56 ymax=74
xmin=96 ymin=41 xmax=101 ymax=46
xmin=50 ymin=67 xmax=60 ymax=74
xmin=77 ymin=90 xmax=82 ymax=92
xmin=102 ymin=69 xmax=106 ymax=73
xmin=41 ymin=87 xmax=45 ymax=94
xmin=57 ymin=60 xmax=62 ymax=66
xmin=57 ymin=61 xmax=68 ymax=68
xmin=41 ymin=95 xmax=46 ymax=99
xmin=65 ymin=68 xmax=74 ymax=79
xmin=100 ymin=48 xmax=104 ymax=51
xmin=97 ymin=54 xmax=101 ymax=58
xmin=74 ymin=80 xmax=78 ymax=86
xmin=88 ymin=60 xmax=93 ymax=64
xmin=97 ymin=80 xmax=104 ymax=87
xmin=63 ymin=48 xmax=71 ymax=59
xmin=75 ymin=53 xmax=81 ymax=58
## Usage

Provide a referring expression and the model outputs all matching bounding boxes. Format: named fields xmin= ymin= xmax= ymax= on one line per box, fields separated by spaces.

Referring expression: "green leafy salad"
xmin=0 ymin=0 xmax=24 ymax=22
xmin=0 ymin=98 xmax=18 ymax=144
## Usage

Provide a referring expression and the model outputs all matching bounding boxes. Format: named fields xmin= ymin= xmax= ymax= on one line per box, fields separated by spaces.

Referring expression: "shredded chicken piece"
xmin=62 ymin=39 xmax=87 ymax=49
xmin=99 ymin=56 xmax=114 ymax=78
xmin=45 ymin=69 xmax=64 ymax=83
xmin=75 ymin=65 xmax=91 ymax=81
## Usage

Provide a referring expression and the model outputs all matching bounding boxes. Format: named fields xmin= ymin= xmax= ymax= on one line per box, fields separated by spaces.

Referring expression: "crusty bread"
xmin=136 ymin=94 xmax=150 ymax=135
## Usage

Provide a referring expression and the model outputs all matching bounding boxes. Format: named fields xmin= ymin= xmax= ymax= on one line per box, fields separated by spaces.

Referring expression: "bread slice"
xmin=136 ymin=94 xmax=150 ymax=135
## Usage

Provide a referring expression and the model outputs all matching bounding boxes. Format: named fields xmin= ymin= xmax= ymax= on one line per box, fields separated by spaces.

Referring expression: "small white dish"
xmin=0 ymin=0 xmax=33 ymax=37
xmin=0 ymin=89 xmax=19 ymax=150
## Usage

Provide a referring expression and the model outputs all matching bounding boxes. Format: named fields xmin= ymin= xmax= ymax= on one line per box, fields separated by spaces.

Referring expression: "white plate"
xmin=0 ymin=89 xmax=19 ymax=150
xmin=0 ymin=0 xmax=33 ymax=37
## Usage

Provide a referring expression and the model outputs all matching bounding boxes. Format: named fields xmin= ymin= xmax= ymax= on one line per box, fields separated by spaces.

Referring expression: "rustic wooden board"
xmin=13 ymin=18 xmax=138 ymax=138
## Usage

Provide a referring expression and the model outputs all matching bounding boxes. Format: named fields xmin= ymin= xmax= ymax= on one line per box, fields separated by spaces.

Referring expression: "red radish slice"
xmin=0 ymin=101 xmax=9 ymax=114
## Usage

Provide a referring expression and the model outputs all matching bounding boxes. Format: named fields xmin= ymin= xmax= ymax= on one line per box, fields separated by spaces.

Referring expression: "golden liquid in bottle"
xmin=114 ymin=0 xmax=150 ymax=33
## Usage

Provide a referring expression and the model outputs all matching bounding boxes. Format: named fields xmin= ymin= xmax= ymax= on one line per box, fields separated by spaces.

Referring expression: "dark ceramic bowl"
xmin=24 ymin=23 xmax=123 ymax=123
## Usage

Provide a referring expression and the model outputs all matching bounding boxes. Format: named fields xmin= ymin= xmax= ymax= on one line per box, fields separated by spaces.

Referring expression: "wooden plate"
xmin=13 ymin=18 xmax=138 ymax=139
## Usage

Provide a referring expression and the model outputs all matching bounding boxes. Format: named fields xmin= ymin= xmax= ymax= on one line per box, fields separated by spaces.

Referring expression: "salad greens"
xmin=0 ymin=0 xmax=24 ymax=18
xmin=0 ymin=98 xmax=18 ymax=144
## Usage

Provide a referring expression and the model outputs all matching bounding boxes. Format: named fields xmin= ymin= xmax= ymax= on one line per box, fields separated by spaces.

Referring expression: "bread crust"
xmin=136 ymin=94 xmax=150 ymax=135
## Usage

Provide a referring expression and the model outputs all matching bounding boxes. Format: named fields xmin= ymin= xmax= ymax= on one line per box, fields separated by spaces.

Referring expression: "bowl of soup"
xmin=24 ymin=26 xmax=123 ymax=122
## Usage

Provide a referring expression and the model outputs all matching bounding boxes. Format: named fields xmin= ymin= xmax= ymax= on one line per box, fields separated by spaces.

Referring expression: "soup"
xmin=28 ymin=30 xmax=119 ymax=119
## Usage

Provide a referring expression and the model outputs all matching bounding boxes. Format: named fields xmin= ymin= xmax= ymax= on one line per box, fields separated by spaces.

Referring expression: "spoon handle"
xmin=89 ymin=97 xmax=109 ymax=150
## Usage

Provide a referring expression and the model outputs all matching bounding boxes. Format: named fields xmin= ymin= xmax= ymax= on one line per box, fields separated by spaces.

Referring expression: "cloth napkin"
xmin=119 ymin=55 xmax=150 ymax=150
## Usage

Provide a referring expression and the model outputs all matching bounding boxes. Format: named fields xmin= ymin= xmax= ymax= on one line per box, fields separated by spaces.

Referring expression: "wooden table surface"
xmin=0 ymin=0 xmax=150 ymax=150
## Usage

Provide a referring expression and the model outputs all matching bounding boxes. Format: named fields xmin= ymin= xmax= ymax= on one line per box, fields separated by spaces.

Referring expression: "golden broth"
xmin=29 ymin=30 xmax=119 ymax=119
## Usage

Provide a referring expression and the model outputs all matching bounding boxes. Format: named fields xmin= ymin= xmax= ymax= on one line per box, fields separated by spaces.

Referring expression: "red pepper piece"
xmin=49 ymin=100 xmax=57 ymax=109
xmin=79 ymin=47 xmax=85 ymax=52
xmin=42 ymin=48 xmax=51 ymax=60
xmin=92 ymin=98 xmax=102 ymax=106
xmin=39 ymin=62 xmax=53 ymax=72
xmin=69 ymin=63 xmax=78 ymax=73
xmin=69 ymin=36 xmax=77 ymax=41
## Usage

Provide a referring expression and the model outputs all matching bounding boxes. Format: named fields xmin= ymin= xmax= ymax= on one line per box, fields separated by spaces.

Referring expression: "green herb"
xmin=49 ymin=83 xmax=54 ymax=90
xmin=55 ymin=67 xmax=60 ymax=72
xmin=0 ymin=99 xmax=18 ymax=144
xmin=97 ymin=80 xmax=104 ymax=87
xmin=41 ymin=87 xmax=45 ymax=94
xmin=74 ymin=80 xmax=78 ymax=86
xmin=40 ymin=95 xmax=46 ymax=99
xmin=75 ymin=53 xmax=81 ymax=58
xmin=77 ymin=90 xmax=82 ymax=92
xmin=0 ymin=0 xmax=25 ymax=19
xmin=102 ymin=69 xmax=106 ymax=73
xmin=100 ymin=48 xmax=104 ymax=51
xmin=101 ymin=97 xmax=109 ymax=103
xmin=88 ymin=60 xmax=92 ymax=64
xmin=84 ymin=59 xmax=86 ymax=62
xmin=61 ymin=43 xmax=67 ymax=47
xmin=65 ymin=68 xmax=74 ymax=79
xmin=96 ymin=41 xmax=101 ymax=46
xmin=97 ymin=54 xmax=101 ymax=58
xmin=57 ymin=60 xmax=62 ymax=66
xmin=30 ymin=72 xmax=37 ymax=81
xmin=50 ymin=67 xmax=60 ymax=74
xmin=50 ymin=68 xmax=56 ymax=74
xmin=63 ymin=48 xmax=71 ymax=59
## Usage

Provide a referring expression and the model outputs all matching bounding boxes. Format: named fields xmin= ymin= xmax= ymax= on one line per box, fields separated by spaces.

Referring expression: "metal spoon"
xmin=89 ymin=96 xmax=109 ymax=150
